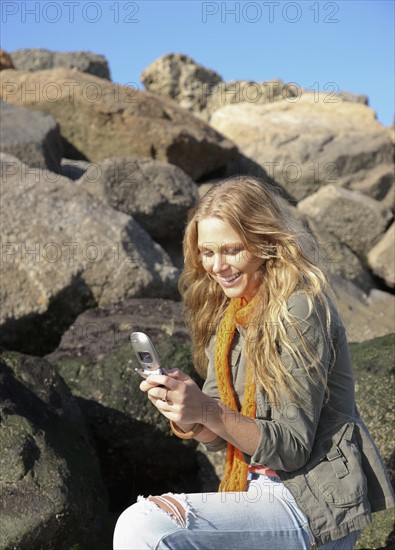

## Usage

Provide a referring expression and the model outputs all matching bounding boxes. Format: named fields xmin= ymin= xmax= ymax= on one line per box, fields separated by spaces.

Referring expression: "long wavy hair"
xmin=178 ymin=175 xmax=332 ymax=405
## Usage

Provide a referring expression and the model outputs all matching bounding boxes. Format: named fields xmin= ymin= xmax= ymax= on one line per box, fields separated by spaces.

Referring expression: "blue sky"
xmin=1 ymin=0 xmax=394 ymax=125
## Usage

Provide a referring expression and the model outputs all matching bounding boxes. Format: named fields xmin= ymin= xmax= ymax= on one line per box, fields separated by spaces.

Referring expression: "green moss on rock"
xmin=350 ymin=334 xmax=395 ymax=549
xmin=0 ymin=350 xmax=110 ymax=550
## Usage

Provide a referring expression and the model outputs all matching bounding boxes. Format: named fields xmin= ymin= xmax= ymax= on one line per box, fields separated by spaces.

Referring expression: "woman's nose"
xmin=212 ymin=253 xmax=228 ymax=273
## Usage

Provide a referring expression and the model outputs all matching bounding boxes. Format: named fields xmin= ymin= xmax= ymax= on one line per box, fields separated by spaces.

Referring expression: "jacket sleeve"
xmin=200 ymin=335 xmax=228 ymax=452
xmin=243 ymin=292 xmax=333 ymax=472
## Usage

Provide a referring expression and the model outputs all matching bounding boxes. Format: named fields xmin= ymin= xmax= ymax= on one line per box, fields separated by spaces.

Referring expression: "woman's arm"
xmin=195 ymin=399 xmax=261 ymax=455
xmin=140 ymin=372 xmax=261 ymax=455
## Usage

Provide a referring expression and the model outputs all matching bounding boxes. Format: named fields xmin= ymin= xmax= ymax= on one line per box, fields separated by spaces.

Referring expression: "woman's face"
xmin=197 ymin=217 xmax=264 ymax=302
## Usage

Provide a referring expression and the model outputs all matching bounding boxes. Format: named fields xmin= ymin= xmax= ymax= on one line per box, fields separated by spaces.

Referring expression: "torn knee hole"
xmin=148 ymin=495 xmax=187 ymax=527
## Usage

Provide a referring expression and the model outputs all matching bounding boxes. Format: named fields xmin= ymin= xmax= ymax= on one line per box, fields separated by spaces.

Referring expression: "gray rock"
xmin=338 ymin=164 xmax=394 ymax=204
xmin=53 ymin=51 xmax=111 ymax=79
xmin=196 ymin=445 xmax=225 ymax=491
xmin=273 ymin=196 xmax=376 ymax=291
xmin=367 ymin=223 xmax=395 ymax=288
xmin=10 ymin=48 xmax=53 ymax=71
xmin=45 ymin=298 xmax=204 ymax=512
xmin=0 ymin=68 xmax=237 ymax=180
xmin=0 ymin=101 xmax=63 ymax=172
xmin=10 ymin=48 xmax=110 ymax=79
xmin=204 ymin=79 xmax=299 ymax=120
xmin=141 ymin=52 xmax=223 ymax=113
xmin=313 ymin=131 xmax=393 ymax=181
xmin=0 ymin=350 xmax=110 ymax=550
xmin=78 ymin=157 xmax=199 ymax=239
xmin=297 ymin=185 xmax=393 ymax=259
xmin=303 ymin=217 xmax=375 ymax=292
xmin=210 ymin=95 xmax=393 ymax=201
xmin=0 ymin=154 xmax=179 ymax=355
xmin=328 ymin=277 xmax=395 ymax=342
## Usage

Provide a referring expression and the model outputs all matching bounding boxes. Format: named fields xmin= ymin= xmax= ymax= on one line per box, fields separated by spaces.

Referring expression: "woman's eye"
xmin=224 ymin=248 xmax=242 ymax=256
xmin=200 ymin=250 xmax=213 ymax=258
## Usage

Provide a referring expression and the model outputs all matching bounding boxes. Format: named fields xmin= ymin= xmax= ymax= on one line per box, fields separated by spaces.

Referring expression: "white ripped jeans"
xmin=113 ymin=474 xmax=361 ymax=549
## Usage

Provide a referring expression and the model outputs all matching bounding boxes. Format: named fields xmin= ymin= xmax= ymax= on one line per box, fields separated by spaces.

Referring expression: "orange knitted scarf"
xmin=215 ymin=297 xmax=257 ymax=492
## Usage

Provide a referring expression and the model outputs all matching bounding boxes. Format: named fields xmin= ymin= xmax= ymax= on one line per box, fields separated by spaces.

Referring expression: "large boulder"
xmin=297 ymin=185 xmax=393 ymax=259
xmin=273 ymin=194 xmax=376 ymax=292
xmin=0 ymin=101 xmax=63 ymax=172
xmin=367 ymin=223 xmax=395 ymax=289
xmin=9 ymin=48 xmax=111 ymax=79
xmin=0 ymin=154 xmax=179 ymax=355
xmin=45 ymin=298 xmax=204 ymax=513
xmin=77 ymin=157 xmax=199 ymax=239
xmin=0 ymin=68 xmax=237 ymax=180
xmin=0 ymin=350 xmax=110 ymax=550
xmin=141 ymin=52 xmax=223 ymax=113
xmin=209 ymin=94 xmax=393 ymax=201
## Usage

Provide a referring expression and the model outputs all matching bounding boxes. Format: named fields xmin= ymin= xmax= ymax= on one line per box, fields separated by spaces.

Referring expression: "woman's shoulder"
xmin=286 ymin=290 xmax=311 ymax=316
xmin=286 ymin=289 xmax=344 ymax=335
xmin=286 ymin=290 xmax=322 ymax=320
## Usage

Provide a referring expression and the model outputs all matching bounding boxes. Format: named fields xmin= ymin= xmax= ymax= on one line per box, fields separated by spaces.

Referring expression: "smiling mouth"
xmin=218 ymin=272 xmax=241 ymax=283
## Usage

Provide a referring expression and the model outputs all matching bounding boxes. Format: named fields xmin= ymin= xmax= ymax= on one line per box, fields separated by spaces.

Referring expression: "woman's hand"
xmin=140 ymin=369 xmax=260 ymax=454
xmin=139 ymin=368 xmax=212 ymax=427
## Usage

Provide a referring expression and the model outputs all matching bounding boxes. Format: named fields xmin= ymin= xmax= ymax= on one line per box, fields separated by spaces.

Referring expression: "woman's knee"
xmin=113 ymin=495 xmax=188 ymax=550
xmin=113 ymin=499 xmax=147 ymax=550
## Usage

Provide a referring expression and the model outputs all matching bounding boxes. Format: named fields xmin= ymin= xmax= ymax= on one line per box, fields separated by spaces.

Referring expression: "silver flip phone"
xmin=130 ymin=331 xmax=164 ymax=378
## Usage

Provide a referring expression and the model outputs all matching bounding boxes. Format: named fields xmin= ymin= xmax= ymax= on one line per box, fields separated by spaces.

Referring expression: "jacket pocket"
xmin=307 ymin=422 xmax=368 ymax=507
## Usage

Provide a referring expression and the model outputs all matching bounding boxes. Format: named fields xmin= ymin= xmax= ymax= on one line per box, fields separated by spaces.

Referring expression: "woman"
xmin=113 ymin=176 xmax=394 ymax=549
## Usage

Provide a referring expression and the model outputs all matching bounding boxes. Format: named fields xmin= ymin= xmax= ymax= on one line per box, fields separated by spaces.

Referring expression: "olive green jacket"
xmin=202 ymin=291 xmax=395 ymax=547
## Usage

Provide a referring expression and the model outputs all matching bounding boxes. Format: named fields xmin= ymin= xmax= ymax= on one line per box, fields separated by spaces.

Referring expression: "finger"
xmin=162 ymin=369 xmax=191 ymax=382
xmin=140 ymin=377 xmax=165 ymax=390
xmin=140 ymin=379 xmax=156 ymax=392
xmin=155 ymin=397 xmax=175 ymax=414
xmin=147 ymin=394 xmax=157 ymax=406
xmin=145 ymin=374 xmax=179 ymax=389
xmin=148 ymin=387 xmax=170 ymax=403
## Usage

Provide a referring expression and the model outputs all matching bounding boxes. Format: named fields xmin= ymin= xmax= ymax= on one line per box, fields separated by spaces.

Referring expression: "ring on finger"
xmin=164 ymin=389 xmax=172 ymax=405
